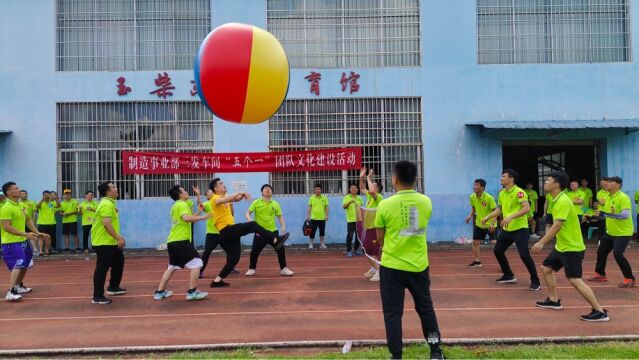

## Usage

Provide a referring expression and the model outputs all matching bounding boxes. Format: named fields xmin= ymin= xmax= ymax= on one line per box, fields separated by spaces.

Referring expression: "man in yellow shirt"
xmin=465 ymin=178 xmax=497 ymax=267
xmin=342 ymin=184 xmax=363 ymax=257
xmin=306 ymin=184 xmax=329 ymax=249
xmin=60 ymin=189 xmax=81 ymax=253
xmin=525 ymin=182 xmax=540 ymax=240
xmin=580 ymin=179 xmax=594 ymax=210
xmin=207 ymin=178 xmax=289 ymax=288
xmin=36 ymin=190 xmax=59 ymax=254
xmin=359 ymin=167 xmax=384 ymax=282
xmin=19 ymin=190 xmax=37 ymax=253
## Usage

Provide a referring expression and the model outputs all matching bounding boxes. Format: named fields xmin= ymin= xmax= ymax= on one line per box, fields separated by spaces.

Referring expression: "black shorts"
xmin=542 ymin=249 xmax=584 ymax=278
xmin=545 ymin=214 xmax=553 ymax=225
xmin=62 ymin=222 xmax=78 ymax=235
xmin=167 ymin=240 xmax=201 ymax=269
xmin=310 ymin=220 xmax=326 ymax=238
xmin=472 ymin=225 xmax=495 ymax=241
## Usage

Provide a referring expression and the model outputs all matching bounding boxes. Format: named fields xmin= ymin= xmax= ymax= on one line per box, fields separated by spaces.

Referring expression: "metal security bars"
xmin=268 ymin=98 xmax=423 ymax=195
xmin=267 ymin=0 xmax=421 ymax=68
xmin=57 ymin=102 xmax=214 ymax=199
xmin=56 ymin=0 xmax=211 ymax=71
xmin=477 ymin=0 xmax=631 ymax=64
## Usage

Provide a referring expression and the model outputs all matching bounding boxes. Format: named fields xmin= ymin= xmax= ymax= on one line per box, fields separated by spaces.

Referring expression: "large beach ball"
xmin=194 ymin=23 xmax=290 ymax=125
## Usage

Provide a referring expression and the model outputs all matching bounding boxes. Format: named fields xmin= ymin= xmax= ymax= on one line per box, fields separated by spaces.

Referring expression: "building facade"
xmin=1 ymin=0 xmax=638 ymax=247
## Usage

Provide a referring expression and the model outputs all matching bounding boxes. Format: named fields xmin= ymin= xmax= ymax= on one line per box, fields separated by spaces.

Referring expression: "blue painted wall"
xmin=1 ymin=0 xmax=638 ymax=248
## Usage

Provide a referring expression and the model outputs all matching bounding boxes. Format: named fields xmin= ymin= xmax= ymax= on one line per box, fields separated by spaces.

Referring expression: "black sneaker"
xmin=210 ymin=280 xmax=230 ymax=288
xmin=275 ymin=232 xmax=290 ymax=250
xmin=580 ymin=309 xmax=609 ymax=322
xmin=496 ymin=275 xmax=517 ymax=283
xmin=536 ymin=297 xmax=563 ymax=310
xmin=529 ymin=281 xmax=541 ymax=291
xmin=75 ymin=248 xmax=82 ymax=253
xmin=106 ymin=287 xmax=127 ymax=296
xmin=92 ymin=296 xmax=112 ymax=304
xmin=467 ymin=261 xmax=483 ymax=268
xmin=430 ymin=350 xmax=445 ymax=360
xmin=64 ymin=248 xmax=71 ymax=253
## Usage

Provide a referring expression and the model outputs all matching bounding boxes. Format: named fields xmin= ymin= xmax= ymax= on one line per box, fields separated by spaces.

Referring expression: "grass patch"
xmin=167 ymin=341 xmax=639 ymax=359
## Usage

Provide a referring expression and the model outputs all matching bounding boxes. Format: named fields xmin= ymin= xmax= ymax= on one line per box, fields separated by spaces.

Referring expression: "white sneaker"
xmin=320 ymin=244 xmax=328 ymax=249
xmin=531 ymin=234 xmax=540 ymax=239
xmin=280 ymin=267 xmax=294 ymax=276
xmin=370 ymin=271 xmax=380 ymax=282
xmin=5 ymin=291 xmax=22 ymax=302
xmin=363 ymin=269 xmax=375 ymax=277
xmin=308 ymin=243 xmax=314 ymax=250
xmin=16 ymin=286 xmax=32 ymax=294
xmin=245 ymin=269 xmax=256 ymax=276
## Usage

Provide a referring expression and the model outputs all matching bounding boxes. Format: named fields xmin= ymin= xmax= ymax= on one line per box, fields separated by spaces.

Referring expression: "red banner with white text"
xmin=122 ymin=148 xmax=362 ymax=175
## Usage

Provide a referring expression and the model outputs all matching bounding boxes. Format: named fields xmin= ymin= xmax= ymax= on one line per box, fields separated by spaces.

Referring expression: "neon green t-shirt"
xmin=60 ymin=199 xmax=79 ymax=224
xmin=0 ymin=200 xmax=6 ymax=210
xmin=0 ymin=199 xmax=27 ymax=244
xmin=546 ymin=193 xmax=554 ymax=215
xmin=202 ymin=202 xmax=219 ymax=235
xmin=36 ymin=200 xmax=57 ymax=225
xmin=525 ymin=189 xmax=538 ymax=213
xmin=375 ymin=190 xmax=431 ymax=272
xmin=308 ymin=194 xmax=329 ymax=220
xmin=470 ymin=192 xmax=497 ymax=229
xmin=596 ymin=190 xmax=610 ymax=206
xmin=497 ymin=185 xmax=529 ymax=231
xmin=249 ymin=198 xmax=282 ymax=232
xmin=566 ymin=190 xmax=586 ymax=216
xmin=342 ymin=194 xmax=363 ymax=223
xmin=21 ymin=200 xmax=36 ymax=220
xmin=365 ymin=192 xmax=383 ymax=208
xmin=604 ymin=191 xmax=634 ymax=237
xmin=91 ymin=198 xmax=120 ymax=246
xmin=579 ymin=187 xmax=593 ymax=207
xmin=634 ymin=191 xmax=639 ymax=205
xmin=551 ymin=192 xmax=586 ymax=252
xmin=79 ymin=200 xmax=99 ymax=225
xmin=168 ymin=200 xmax=192 ymax=243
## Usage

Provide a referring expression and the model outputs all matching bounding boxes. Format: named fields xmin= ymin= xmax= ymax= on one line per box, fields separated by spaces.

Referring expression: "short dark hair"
xmin=19 ymin=190 xmax=27 ymax=194
xmin=42 ymin=190 xmax=50 ymax=195
xmin=502 ymin=169 xmax=519 ymax=183
xmin=1 ymin=182 xmax=16 ymax=195
xmin=601 ymin=176 xmax=610 ymax=181
xmin=85 ymin=190 xmax=94 ymax=196
xmin=209 ymin=178 xmax=221 ymax=191
xmin=169 ymin=185 xmax=182 ymax=201
xmin=474 ymin=179 xmax=486 ymax=188
xmin=608 ymin=176 xmax=623 ymax=185
xmin=375 ymin=182 xmax=384 ymax=193
xmin=260 ymin=184 xmax=273 ymax=192
xmin=393 ymin=161 xmax=418 ymax=186
xmin=97 ymin=181 xmax=113 ymax=198
xmin=314 ymin=183 xmax=322 ymax=190
xmin=548 ymin=171 xmax=569 ymax=190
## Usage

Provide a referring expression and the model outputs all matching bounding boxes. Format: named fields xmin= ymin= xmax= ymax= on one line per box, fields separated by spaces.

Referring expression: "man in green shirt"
xmin=19 ymin=190 xmax=37 ymax=253
xmin=245 ymin=184 xmax=293 ymax=276
xmin=374 ymin=161 xmax=443 ymax=360
xmin=342 ymin=184 xmax=363 ymax=257
xmin=359 ymin=167 xmax=384 ymax=282
xmin=60 ymin=189 xmax=81 ymax=253
xmin=567 ymin=181 xmax=588 ymax=238
xmin=465 ymin=178 xmax=497 ymax=268
xmin=194 ymin=186 xmax=222 ymax=278
xmin=306 ymin=184 xmax=329 ymax=250
xmin=91 ymin=182 xmax=127 ymax=305
xmin=1 ymin=182 xmax=49 ymax=301
xmin=78 ymin=191 xmax=98 ymax=253
xmin=36 ymin=190 xmax=59 ymax=254
xmin=587 ymin=176 xmax=636 ymax=288
xmin=543 ymin=192 xmax=555 ymax=236
xmin=154 ymin=185 xmax=210 ymax=301
xmin=483 ymin=169 xmax=540 ymax=290
xmin=532 ymin=171 xmax=609 ymax=322
xmin=580 ymin=179 xmax=594 ymax=210
xmin=525 ymin=182 xmax=540 ymax=240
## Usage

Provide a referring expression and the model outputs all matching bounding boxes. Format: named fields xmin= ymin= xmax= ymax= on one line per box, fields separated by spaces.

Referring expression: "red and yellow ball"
xmin=194 ymin=23 xmax=290 ymax=125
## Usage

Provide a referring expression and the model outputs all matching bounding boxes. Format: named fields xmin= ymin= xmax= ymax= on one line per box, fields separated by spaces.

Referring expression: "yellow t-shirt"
xmin=211 ymin=194 xmax=234 ymax=231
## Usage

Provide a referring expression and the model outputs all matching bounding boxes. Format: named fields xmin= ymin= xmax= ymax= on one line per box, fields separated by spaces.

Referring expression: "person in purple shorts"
xmin=0 ymin=182 xmax=50 ymax=302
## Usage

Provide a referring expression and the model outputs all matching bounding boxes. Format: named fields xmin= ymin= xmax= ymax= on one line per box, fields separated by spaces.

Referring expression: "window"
xmin=267 ymin=0 xmax=420 ymax=68
xmin=56 ymin=0 xmax=211 ymax=71
xmin=477 ymin=0 xmax=631 ymax=64
xmin=57 ymin=102 xmax=214 ymax=199
xmin=537 ymin=151 xmax=565 ymax=196
xmin=268 ymin=97 xmax=423 ymax=195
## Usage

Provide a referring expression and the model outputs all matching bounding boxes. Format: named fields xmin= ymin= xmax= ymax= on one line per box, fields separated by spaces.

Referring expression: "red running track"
xmin=0 ymin=246 xmax=638 ymax=351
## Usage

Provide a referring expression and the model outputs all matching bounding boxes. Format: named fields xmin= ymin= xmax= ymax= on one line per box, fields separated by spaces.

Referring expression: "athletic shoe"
xmin=106 ymin=287 xmax=127 ymax=296
xmin=346 ymin=251 xmax=353 ymax=257
xmin=467 ymin=261 xmax=483 ymax=268
xmin=245 ymin=269 xmax=256 ymax=276
xmin=370 ymin=271 xmax=380 ymax=282
xmin=535 ymin=297 xmax=563 ymax=310
xmin=5 ymin=291 xmax=22 ymax=302
xmin=320 ymin=244 xmax=327 ymax=249
xmin=230 ymin=268 xmax=239 ymax=274
xmin=153 ymin=289 xmax=173 ymax=300
xmin=210 ymin=280 xmax=230 ymax=288
xmin=38 ymin=253 xmax=44 ymax=257
xmin=530 ymin=234 xmax=540 ymax=239
xmin=580 ymin=309 xmax=609 ymax=322
xmin=15 ymin=285 xmax=32 ymax=294
xmin=75 ymin=248 xmax=82 ymax=252
xmin=280 ymin=267 xmax=294 ymax=276
xmin=587 ymin=273 xmax=608 ymax=282
xmin=186 ymin=289 xmax=208 ymax=301
xmin=363 ymin=268 xmax=376 ymax=277
xmin=275 ymin=232 xmax=290 ymax=250
xmin=430 ymin=350 xmax=445 ymax=360
xmin=495 ymin=275 xmax=517 ymax=283
xmin=92 ymin=296 xmax=112 ymax=304
xmin=618 ymin=279 xmax=636 ymax=288
xmin=64 ymin=248 xmax=71 ymax=253
xmin=529 ymin=281 xmax=541 ymax=291
xmin=308 ymin=243 xmax=314 ymax=250
xmin=354 ymin=249 xmax=363 ymax=256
